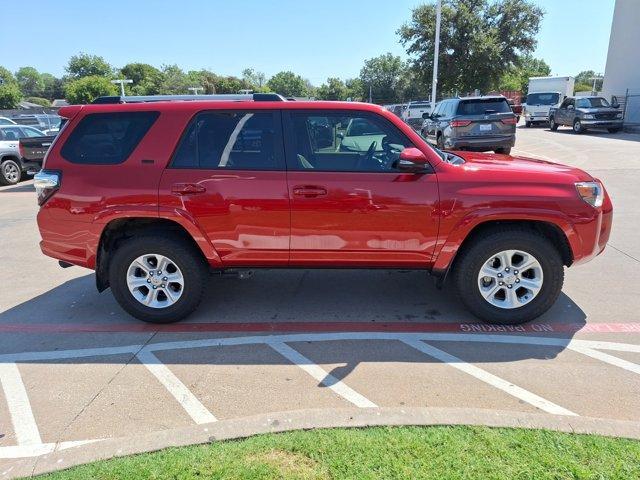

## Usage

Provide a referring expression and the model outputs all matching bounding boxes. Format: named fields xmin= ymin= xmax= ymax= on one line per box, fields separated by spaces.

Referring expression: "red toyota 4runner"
xmin=34 ymin=94 xmax=612 ymax=325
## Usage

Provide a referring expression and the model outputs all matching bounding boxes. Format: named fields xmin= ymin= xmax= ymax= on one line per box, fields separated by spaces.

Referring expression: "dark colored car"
xmin=421 ymin=96 xmax=517 ymax=155
xmin=0 ymin=125 xmax=48 ymax=185
xmin=34 ymin=94 xmax=611 ymax=325
xmin=549 ymin=96 xmax=624 ymax=134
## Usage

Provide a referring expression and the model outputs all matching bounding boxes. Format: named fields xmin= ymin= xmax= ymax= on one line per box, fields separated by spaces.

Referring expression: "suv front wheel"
xmin=453 ymin=228 xmax=564 ymax=324
xmin=109 ymin=235 xmax=207 ymax=323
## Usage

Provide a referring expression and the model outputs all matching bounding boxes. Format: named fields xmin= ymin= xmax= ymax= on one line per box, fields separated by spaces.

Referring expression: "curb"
xmin=7 ymin=407 xmax=640 ymax=478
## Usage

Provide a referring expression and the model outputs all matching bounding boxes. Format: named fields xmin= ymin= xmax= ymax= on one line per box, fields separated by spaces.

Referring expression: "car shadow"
xmin=0 ymin=269 xmax=587 ymax=377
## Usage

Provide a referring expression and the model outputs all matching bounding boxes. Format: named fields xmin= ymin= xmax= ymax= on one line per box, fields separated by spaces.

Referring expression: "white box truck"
xmin=523 ymin=76 xmax=575 ymax=127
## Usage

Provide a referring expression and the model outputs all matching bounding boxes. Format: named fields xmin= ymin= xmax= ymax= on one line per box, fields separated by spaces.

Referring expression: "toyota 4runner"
xmin=34 ymin=94 xmax=612 ymax=325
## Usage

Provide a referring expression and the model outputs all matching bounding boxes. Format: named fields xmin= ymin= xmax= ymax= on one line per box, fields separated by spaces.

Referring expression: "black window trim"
xmin=168 ymin=109 xmax=286 ymax=171
xmin=282 ymin=109 xmax=421 ymax=174
xmin=60 ymin=111 xmax=160 ymax=165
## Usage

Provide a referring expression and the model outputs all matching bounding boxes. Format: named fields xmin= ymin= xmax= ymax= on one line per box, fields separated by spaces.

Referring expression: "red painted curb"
xmin=0 ymin=322 xmax=639 ymax=334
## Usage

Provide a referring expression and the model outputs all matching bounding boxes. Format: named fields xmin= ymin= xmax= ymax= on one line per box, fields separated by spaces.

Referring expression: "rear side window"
xmin=61 ymin=112 xmax=159 ymax=164
xmin=456 ymin=99 xmax=511 ymax=115
xmin=171 ymin=111 xmax=282 ymax=170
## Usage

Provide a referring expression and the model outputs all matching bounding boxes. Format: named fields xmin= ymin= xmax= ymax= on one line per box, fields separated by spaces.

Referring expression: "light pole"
xmin=188 ymin=87 xmax=204 ymax=95
xmin=431 ymin=0 xmax=442 ymax=112
xmin=589 ymin=74 xmax=603 ymax=96
xmin=111 ymin=79 xmax=133 ymax=97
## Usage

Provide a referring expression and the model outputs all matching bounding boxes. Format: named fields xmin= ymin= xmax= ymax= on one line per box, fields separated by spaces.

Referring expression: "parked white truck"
xmin=523 ymin=76 xmax=575 ymax=127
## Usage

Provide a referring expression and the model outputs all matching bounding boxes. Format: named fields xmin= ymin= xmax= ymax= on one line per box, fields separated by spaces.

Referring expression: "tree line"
xmin=0 ymin=0 xmax=601 ymax=109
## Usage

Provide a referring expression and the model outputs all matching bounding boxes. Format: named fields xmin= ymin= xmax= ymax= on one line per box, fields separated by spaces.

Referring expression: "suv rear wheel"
xmin=453 ymin=228 xmax=564 ymax=324
xmin=109 ymin=235 xmax=207 ymax=323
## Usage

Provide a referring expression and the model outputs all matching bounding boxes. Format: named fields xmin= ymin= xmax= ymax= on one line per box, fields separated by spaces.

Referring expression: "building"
xmin=602 ymin=0 xmax=640 ymax=127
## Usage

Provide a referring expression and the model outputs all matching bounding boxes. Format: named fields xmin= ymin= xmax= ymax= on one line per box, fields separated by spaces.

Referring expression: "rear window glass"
xmin=61 ymin=112 xmax=159 ymax=164
xmin=456 ymin=99 xmax=511 ymax=115
xmin=171 ymin=111 xmax=282 ymax=170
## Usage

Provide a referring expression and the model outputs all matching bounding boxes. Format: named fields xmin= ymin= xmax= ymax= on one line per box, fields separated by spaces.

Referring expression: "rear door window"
xmin=171 ymin=111 xmax=284 ymax=170
xmin=456 ymin=99 xmax=511 ymax=115
xmin=61 ymin=112 xmax=159 ymax=164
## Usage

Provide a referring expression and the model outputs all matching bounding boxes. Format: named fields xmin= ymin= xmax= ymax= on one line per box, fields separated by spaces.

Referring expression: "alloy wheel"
xmin=477 ymin=249 xmax=543 ymax=309
xmin=126 ymin=254 xmax=184 ymax=308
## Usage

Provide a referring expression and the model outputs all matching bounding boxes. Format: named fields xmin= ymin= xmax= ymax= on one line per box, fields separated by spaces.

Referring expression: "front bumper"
xmin=581 ymin=119 xmax=623 ymax=127
xmin=524 ymin=112 xmax=549 ymax=123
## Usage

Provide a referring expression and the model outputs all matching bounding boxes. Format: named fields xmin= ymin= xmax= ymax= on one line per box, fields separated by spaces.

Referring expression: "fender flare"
xmin=432 ymin=210 xmax=580 ymax=273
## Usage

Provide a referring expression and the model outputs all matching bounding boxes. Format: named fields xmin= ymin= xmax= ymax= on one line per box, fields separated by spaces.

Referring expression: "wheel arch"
xmin=95 ymin=217 xmax=216 ymax=292
xmin=433 ymin=219 xmax=573 ymax=286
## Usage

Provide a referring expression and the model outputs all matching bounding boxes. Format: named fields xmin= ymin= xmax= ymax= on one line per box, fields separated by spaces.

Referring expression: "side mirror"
xmin=336 ymin=132 xmax=344 ymax=139
xmin=397 ymin=147 xmax=429 ymax=172
xmin=422 ymin=112 xmax=430 ymax=119
xmin=567 ymin=105 xmax=574 ymax=110
xmin=612 ymin=102 xmax=620 ymax=109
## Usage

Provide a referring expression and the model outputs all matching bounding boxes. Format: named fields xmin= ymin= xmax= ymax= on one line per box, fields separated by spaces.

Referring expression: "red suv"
xmin=34 ymin=94 xmax=612 ymax=325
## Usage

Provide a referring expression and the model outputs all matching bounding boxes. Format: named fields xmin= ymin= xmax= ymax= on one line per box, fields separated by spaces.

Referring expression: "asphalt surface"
xmin=1 ymin=124 xmax=639 ymax=478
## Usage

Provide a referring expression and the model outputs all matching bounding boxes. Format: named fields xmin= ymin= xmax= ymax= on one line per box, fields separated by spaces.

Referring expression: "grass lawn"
xmin=38 ymin=426 xmax=640 ymax=480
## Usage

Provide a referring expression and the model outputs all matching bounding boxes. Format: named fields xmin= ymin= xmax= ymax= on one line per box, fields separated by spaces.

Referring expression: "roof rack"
xmin=92 ymin=93 xmax=287 ymax=104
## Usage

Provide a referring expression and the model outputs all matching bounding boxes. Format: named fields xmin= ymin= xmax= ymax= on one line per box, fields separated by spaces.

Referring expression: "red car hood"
xmin=452 ymin=151 xmax=594 ymax=182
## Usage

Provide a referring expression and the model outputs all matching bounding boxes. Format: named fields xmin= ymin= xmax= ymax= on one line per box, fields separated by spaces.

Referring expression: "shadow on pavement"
xmin=0 ymin=269 xmax=587 ymax=373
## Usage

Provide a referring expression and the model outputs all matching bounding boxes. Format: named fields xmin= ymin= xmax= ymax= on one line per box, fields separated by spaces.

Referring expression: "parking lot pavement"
xmin=1 ymin=127 xmax=640 ymax=477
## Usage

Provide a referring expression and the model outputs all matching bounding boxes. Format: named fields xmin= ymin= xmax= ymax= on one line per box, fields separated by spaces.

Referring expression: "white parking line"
xmin=0 ymin=363 xmax=42 ymax=445
xmin=569 ymin=345 xmax=640 ymax=376
xmin=136 ymin=349 xmax=217 ymax=424
xmin=402 ymin=339 xmax=577 ymax=416
xmin=269 ymin=342 xmax=377 ymax=408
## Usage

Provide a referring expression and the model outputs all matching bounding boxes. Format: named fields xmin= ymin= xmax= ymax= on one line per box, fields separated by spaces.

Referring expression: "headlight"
xmin=583 ymin=114 xmax=594 ymax=119
xmin=616 ymin=113 xmax=623 ymax=119
xmin=575 ymin=181 xmax=604 ymax=208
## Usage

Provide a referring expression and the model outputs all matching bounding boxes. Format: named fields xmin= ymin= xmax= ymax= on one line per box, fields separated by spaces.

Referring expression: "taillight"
xmin=18 ymin=142 xmax=25 ymax=159
xmin=34 ymin=170 xmax=60 ymax=206
xmin=501 ymin=117 xmax=517 ymax=125
xmin=450 ymin=119 xmax=472 ymax=127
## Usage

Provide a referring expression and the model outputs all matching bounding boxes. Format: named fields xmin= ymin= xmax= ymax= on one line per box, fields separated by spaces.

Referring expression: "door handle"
xmin=171 ymin=183 xmax=206 ymax=195
xmin=292 ymin=185 xmax=327 ymax=197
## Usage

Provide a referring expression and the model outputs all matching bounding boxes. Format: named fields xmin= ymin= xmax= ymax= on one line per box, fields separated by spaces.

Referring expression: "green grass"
xmin=39 ymin=426 xmax=640 ymax=480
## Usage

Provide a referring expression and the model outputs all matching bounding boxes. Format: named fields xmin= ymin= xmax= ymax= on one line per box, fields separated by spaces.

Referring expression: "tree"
xmin=574 ymin=70 xmax=602 ymax=93
xmin=242 ymin=68 xmax=266 ymax=90
xmin=120 ymin=63 xmax=163 ymax=95
xmin=15 ymin=67 xmax=44 ymax=97
xmin=66 ymin=53 xmax=113 ymax=79
xmin=398 ymin=0 xmax=544 ymax=95
xmin=316 ymin=77 xmax=348 ymax=100
xmin=158 ymin=65 xmax=191 ymax=94
xmin=0 ymin=66 xmax=17 ymax=86
xmin=0 ymin=83 xmax=21 ymax=108
xmin=359 ymin=53 xmax=408 ymax=103
xmin=41 ymin=73 xmax=65 ymax=100
xmin=266 ymin=71 xmax=309 ymax=97
xmin=345 ymin=78 xmax=365 ymax=101
xmin=498 ymin=55 xmax=551 ymax=93
xmin=64 ymin=76 xmax=117 ymax=104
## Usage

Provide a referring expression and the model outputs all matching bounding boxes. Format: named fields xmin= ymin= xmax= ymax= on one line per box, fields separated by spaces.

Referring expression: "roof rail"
xmin=91 ymin=93 xmax=287 ymax=104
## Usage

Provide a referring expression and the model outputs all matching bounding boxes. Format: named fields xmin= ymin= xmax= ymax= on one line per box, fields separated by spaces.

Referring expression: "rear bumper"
xmin=446 ymin=135 xmax=515 ymax=151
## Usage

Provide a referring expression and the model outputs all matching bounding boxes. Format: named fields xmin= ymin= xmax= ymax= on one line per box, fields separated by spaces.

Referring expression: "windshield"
xmin=576 ymin=97 xmax=611 ymax=108
xmin=456 ymin=99 xmax=511 ymax=115
xmin=525 ymin=93 xmax=560 ymax=106
xmin=345 ymin=118 xmax=384 ymax=136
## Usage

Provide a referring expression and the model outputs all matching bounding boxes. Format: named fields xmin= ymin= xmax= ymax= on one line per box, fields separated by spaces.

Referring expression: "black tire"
xmin=0 ymin=159 xmax=21 ymax=186
xmin=452 ymin=227 xmax=564 ymax=325
xmin=109 ymin=234 xmax=208 ymax=323
xmin=495 ymin=147 xmax=511 ymax=155
xmin=436 ymin=133 xmax=444 ymax=150
xmin=525 ymin=121 xmax=531 ymax=128
xmin=608 ymin=127 xmax=622 ymax=133
xmin=549 ymin=117 xmax=559 ymax=131
xmin=573 ymin=118 xmax=584 ymax=134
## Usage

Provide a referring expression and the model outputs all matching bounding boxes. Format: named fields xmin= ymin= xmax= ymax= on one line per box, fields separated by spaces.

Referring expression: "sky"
xmin=0 ymin=0 xmax=615 ymax=84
